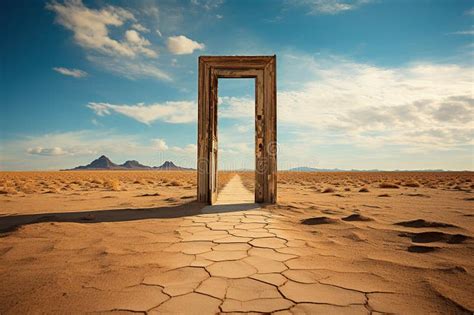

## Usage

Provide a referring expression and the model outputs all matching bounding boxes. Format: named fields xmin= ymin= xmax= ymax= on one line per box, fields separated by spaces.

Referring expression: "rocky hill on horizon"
xmin=67 ymin=155 xmax=193 ymax=171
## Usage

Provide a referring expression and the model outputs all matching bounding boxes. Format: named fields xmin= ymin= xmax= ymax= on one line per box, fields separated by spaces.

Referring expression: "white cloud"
xmin=47 ymin=0 xmax=165 ymax=81
xmin=124 ymin=29 xmax=157 ymax=57
xmin=47 ymin=0 xmax=138 ymax=57
xmin=141 ymin=4 xmax=160 ymax=18
xmin=91 ymin=118 xmax=100 ymax=126
xmin=27 ymin=147 xmax=68 ymax=156
xmin=191 ymin=0 xmax=224 ymax=10
xmin=218 ymin=96 xmax=254 ymax=118
xmin=292 ymin=0 xmax=372 ymax=15
xmin=153 ymin=138 xmax=169 ymax=151
xmin=0 ymin=130 xmax=200 ymax=170
xmin=53 ymin=67 xmax=87 ymax=78
xmin=466 ymin=8 xmax=474 ymax=15
xmin=170 ymin=144 xmax=197 ymax=154
xmin=150 ymin=140 xmax=197 ymax=162
xmin=87 ymin=55 xmax=171 ymax=81
xmin=218 ymin=54 xmax=473 ymax=152
xmin=87 ymin=101 xmax=196 ymax=124
xmin=167 ymin=35 xmax=205 ymax=55
xmin=450 ymin=27 xmax=474 ymax=35
xmin=132 ymin=23 xmax=149 ymax=33
xmin=18 ymin=131 xmax=108 ymax=160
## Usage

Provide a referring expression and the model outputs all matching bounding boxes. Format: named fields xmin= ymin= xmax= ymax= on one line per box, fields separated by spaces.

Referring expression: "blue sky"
xmin=1 ymin=0 xmax=473 ymax=170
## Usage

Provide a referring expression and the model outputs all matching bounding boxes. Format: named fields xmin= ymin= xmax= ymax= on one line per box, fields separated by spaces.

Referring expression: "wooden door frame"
xmin=197 ymin=56 xmax=277 ymax=204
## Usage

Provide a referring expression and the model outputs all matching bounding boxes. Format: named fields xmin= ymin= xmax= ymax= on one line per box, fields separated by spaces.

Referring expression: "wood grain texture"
xmin=197 ymin=56 xmax=277 ymax=204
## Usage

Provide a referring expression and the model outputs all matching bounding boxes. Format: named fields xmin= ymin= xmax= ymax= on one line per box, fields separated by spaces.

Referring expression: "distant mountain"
xmin=288 ymin=166 xmax=451 ymax=172
xmin=288 ymin=167 xmax=345 ymax=172
xmin=73 ymin=155 xmax=121 ymax=170
xmin=67 ymin=156 xmax=193 ymax=170
xmin=121 ymin=160 xmax=151 ymax=169
xmin=154 ymin=161 xmax=193 ymax=170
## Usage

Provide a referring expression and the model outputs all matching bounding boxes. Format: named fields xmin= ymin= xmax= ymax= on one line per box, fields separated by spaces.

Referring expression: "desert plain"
xmin=0 ymin=170 xmax=473 ymax=314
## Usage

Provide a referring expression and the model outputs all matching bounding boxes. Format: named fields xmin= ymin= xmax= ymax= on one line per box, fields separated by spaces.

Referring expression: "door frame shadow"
xmin=0 ymin=200 xmax=262 ymax=235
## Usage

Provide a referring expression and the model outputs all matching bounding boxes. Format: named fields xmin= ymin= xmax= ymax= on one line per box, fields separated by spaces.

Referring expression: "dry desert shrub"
xmin=1 ymin=171 xmax=472 ymax=197
xmin=133 ymin=179 xmax=146 ymax=185
xmin=275 ymin=171 xmax=474 ymax=192
xmin=71 ymin=179 xmax=84 ymax=186
xmin=43 ymin=187 xmax=60 ymax=194
xmin=0 ymin=186 xmax=17 ymax=195
xmin=90 ymin=178 xmax=104 ymax=185
xmin=19 ymin=183 xmax=37 ymax=194
xmin=359 ymin=187 xmax=369 ymax=192
xmin=322 ymin=187 xmax=335 ymax=193
xmin=239 ymin=172 xmax=255 ymax=191
xmin=379 ymin=183 xmax=400 ymax=189
xmin=104 ymin=179 xmax=121 ymax=191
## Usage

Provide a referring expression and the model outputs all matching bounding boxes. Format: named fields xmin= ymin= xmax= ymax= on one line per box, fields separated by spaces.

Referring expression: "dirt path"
xmin=216 ymin=174 xmax=254 ymax=205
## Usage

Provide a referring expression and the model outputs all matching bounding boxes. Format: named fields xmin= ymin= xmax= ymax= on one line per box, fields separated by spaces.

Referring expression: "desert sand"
xmin=0 ymin=171 xmax=473 ymax=313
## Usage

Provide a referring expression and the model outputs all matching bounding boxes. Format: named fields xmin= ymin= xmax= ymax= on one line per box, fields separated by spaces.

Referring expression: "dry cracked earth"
xmin=1 ymin=174 xmax=473 ymax=314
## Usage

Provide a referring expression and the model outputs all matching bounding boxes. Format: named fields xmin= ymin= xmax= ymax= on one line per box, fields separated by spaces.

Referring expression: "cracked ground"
xmin=1 ymin=173 xmax=473 ymax=314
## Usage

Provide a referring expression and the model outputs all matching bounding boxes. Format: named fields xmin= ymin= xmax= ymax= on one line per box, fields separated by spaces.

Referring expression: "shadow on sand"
xmin=0 ymin=201 xmax=262 ymax=235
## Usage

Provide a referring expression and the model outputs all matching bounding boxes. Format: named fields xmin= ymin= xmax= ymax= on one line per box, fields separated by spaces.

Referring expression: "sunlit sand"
xmin=1 ymin=171 xmax=473 ymax=313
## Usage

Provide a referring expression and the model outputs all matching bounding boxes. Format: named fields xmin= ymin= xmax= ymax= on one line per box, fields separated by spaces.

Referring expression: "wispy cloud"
xmin=27 ymin=147 xmax=69 ymax=156
xmin=170 ymin=144 xmax=197 ymax=154
xmin=0 ymin=130 xmax=199 ymax=170
xmin=0 ymin=130 xmax=124 ymax=170
xmin=47 ymin=0 xmax=140 ymax=57
xmin=47 ymin=0 xmax=171 ymax=81
xmin=152 ymin=138 xmax=196 ymax=154
xmin=291 ymin=0 xmax=373 ymax=15
xmin=53 ymin=66 xmax=87 ymax=78
xmin=167 ymin=35 xmax=205 ymax=55
xmin=86 ymin=55 xmax=171 ymax=81
xmin=152 ymin=138 xmax=169 ymax=151
xmin=87 ymin=101 xmax=196 ymax=124
xmin=124 ymin=29 xmax=157 ymax=58
xmin=191 ymin=0 xmax=224 ymax=10
xmin=218 ymin=96 xmax=254 ymax=118
xmin=132 ymin=23 xmax=150 ymax=33
xmin=218 ymin=54 xmax=473 ymax=152
xmin=449 ymin=27 xmax=474 ymax=35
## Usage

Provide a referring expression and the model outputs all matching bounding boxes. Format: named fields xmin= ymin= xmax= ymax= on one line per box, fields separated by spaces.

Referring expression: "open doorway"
xmin=216 ymin=79 xmax=255 ymax=204
xmin=197 ymin=56 xmax=277 ymax=205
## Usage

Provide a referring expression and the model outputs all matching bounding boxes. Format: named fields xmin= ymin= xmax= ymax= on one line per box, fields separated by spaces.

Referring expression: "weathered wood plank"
xmin=264 ymin=56 xmax=277 ymax=203
xmin=255 ymin=71 xmax=264 ymax=202
xmin=210 ymin=68 xmax=219 ymax=204
xmin=214 ymin=69 xmax=261 ymax=78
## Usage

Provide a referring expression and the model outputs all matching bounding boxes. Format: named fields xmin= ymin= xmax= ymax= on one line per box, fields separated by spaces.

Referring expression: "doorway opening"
xmin=197 ymin=56 xmax=277 ymax=205
xmin=217 ymin=79 xmax=255 ymax=204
